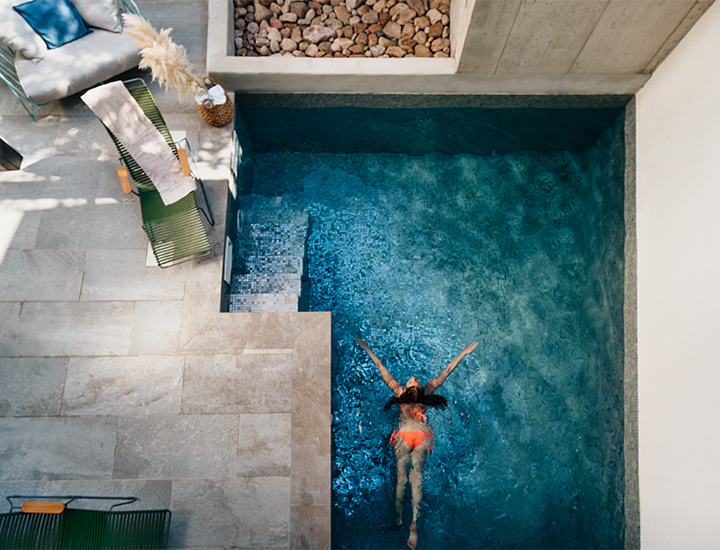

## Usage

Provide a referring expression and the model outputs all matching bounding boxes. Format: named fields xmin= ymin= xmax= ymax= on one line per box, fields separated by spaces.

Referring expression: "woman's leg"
xmin=407 ymin=444 xmax=428 ymax=549
xmin=394 ymin=440 xmax=411 ymax=527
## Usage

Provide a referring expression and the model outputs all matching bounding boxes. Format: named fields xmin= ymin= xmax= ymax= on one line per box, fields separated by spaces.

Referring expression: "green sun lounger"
xmin=0 ymin=496 xmax=171 ymax=549
xmin=96 ymin=79 xmax=215 ymax=268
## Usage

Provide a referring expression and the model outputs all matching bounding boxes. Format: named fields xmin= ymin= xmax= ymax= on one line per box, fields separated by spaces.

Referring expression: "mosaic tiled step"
xmin=229 ymin=202 xmax=309 ymax=312
xmin=241 ymin=204 xmax=308 ymax=228
xmin=228 ymin=293 xmax=299 ymax=312
xmin=231 ymin=273 xmax=302 ymax=295
xmin=240 ymin=255 xmax=304 ymax=275
xmin=240 ymin=223 xmax=307 ymax=253
xmin=233 ymin=218 xmax=308 ymax=265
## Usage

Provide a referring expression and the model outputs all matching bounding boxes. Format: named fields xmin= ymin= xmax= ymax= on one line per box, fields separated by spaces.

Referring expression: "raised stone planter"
xmin=207 ymin=0 xmax=457 ymax=93
xmin=233 ymin=0 xmax=452 ymax=59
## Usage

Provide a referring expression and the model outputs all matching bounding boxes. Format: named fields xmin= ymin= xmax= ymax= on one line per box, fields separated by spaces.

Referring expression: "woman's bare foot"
xmin=407 ymin=524 xmax=418 ymax=549
xmin=393 ymin=512 xmax=402 ymax=530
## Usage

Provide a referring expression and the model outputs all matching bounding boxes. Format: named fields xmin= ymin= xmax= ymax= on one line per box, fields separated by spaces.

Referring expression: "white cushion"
xmin=0 ymin=0 xmax=48 ymax=62
xmin=69 ymin=0 xmax=122 ymax=33
xmin=15 ymin=28 xmax=140 ymax=104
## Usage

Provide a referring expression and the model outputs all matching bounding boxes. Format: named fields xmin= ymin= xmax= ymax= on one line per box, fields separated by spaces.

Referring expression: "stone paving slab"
xmin=128 ymin=300 xmax=185 ymax=355
xmin=54 ymin=114 xmax=121 ymax=160
xmin=35 ymin=200 xmax=146 ymax=250
xmin=0 ymin=249 xmax=85 ymax=301
xmin=290 ymin=505 xmax=332 ymax=550
xmin=80 ymin=249 xmax=187 ymax=301
xmin=237 ymin=413 xmax=292 ymax=477
xmin=182 ymin=353 xmax=294 ymax=414
xmin=114 ymin=415 xmax=240 ymax=480
xmin=0 ymin=358 xmax=67 ymax=417
xmin=169 ymin=478 xmax=290 ymax=549
xmin=180 ymin=279 xmax=227 ymax=347
xmin=292 ymin=376 xmax=332 ymax=429
xmin=294 ymin=315 xmax=332 ymax=381
xmin=0 ymin=157 xmax=101 ymax=195
xmin=290 ymin=427 xmax=331 ymax=507
xmin=0 ymin=303 xmax=21 ymax=357
xmin=180 ymin=311 xmax=329 ymax=352
xmin=0 ymin=115 xmax=62 ymax=166
xmin=9 ymin=301 xmax=135 ymax=357
xmin=10 ymin=154 xmax=114 ymax=187
xmin=0 ymin=417 xmax=118 ymax=481
xmin=0 ymin=206 xmax=41 ymax=250
xmin=62 ymin=356 xmax=184 ymax=416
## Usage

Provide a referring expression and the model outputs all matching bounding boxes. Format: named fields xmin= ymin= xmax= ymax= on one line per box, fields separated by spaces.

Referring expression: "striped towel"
xmin=81 ymin=81 xmax=196 ymax=205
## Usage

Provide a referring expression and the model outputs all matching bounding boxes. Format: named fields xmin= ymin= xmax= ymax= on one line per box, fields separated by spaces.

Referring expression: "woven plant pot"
xmin=196 ymin=77 xmax=234 ymax=127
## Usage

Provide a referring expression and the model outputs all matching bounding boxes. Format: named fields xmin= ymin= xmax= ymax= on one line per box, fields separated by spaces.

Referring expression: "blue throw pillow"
xmin=13 ymin=0 xmax=92 ymax=50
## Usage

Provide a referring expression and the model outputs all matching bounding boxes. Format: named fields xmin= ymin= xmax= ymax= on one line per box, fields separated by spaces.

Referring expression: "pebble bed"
xmin=233 ymin=0 xmax=451 ymax=58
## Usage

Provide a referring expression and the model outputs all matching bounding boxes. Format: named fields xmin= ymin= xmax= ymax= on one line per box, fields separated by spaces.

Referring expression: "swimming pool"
xmin=231 ymin=96 xmax=629 ymax=549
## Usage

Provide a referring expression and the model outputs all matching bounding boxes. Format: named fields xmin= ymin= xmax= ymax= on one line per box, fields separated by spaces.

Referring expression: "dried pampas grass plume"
xmin=122 ymin=13 xmax=204 ymax=100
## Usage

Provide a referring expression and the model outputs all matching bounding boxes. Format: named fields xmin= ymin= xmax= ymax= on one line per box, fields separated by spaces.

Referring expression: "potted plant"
xmin=122 ymin=14 xmax=234 ymax=127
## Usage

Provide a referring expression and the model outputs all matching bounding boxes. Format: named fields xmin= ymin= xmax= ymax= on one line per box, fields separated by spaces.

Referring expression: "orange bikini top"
xmin=399 ymin=404 xmax=428 ymax=422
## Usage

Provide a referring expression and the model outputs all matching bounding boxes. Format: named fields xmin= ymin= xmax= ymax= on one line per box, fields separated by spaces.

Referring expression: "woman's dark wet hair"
xmin=384 ymin=385 xmax=448 ymax=411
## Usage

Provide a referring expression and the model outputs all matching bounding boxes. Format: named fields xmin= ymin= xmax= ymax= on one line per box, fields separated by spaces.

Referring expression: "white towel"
xmin=81 ymin=81 xmax=196 ymax=206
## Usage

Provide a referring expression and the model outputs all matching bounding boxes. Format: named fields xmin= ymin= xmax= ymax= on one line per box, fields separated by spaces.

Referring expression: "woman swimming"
xmin=355 ymin=337 xmax=479 ymax=549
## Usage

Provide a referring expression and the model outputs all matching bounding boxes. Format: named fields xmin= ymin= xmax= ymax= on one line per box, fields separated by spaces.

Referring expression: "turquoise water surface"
xmin=235 ymin=102 xmax=627 ymax=549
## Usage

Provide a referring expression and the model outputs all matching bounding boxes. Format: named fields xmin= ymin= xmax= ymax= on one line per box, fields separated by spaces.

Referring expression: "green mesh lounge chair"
xmin=0 ymin=496 xmax=171 ymax=549
xmin=98 ymin=79 xmax=215 ymax=268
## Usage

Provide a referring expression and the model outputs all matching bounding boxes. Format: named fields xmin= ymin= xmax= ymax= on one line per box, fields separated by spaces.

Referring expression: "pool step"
xmin=228 ymin=293 xmax=299 ymax=312
xmin=232 ymin=273 xmax=302 ymax=295
xmin=228 ymin=201 xmax=309 ymax=313
xmin=241 ymin=255 xmax=304 ymax=275
xmin=241 ymin=223 xmax=307 ymax=257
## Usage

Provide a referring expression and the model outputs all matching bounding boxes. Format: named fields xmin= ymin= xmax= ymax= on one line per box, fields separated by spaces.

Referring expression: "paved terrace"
xmin=0 ymin=0 xmax=331 ymax=548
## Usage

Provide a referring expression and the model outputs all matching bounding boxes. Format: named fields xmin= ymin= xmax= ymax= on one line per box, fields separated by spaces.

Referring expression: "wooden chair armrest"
xmin=117 ymin=166 xmax=132 ymax=194
xmin=21 ymin=502 xmax=65 ymax=514
xmin=178 ymin=147 xmax=191 ymax=176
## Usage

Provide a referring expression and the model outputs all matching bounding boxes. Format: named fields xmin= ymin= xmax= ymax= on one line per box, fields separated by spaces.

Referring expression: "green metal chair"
xmin=0 ymin=496 xmax=171 ymax=549
xmin=98 ymin=78 xmax=215 ymax=268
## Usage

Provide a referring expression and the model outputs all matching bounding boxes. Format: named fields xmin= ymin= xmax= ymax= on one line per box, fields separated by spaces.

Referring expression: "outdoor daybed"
xmin=0 ymin=0 xmax=142 ymax=118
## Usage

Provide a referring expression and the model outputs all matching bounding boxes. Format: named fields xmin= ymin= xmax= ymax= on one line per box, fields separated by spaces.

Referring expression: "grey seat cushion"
xmin=15 ymin=28 xmax=140 ymax=105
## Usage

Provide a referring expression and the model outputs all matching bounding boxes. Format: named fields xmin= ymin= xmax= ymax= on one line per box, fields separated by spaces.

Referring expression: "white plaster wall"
xmin=635 ymin=0 xmax=720 ymax=547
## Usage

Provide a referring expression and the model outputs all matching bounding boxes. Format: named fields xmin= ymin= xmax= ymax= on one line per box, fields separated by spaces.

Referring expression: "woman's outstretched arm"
xmin=425 ymin=342 xmax=478 ymax=395
xmin=355 ymin=337 xmax=404 ymax=396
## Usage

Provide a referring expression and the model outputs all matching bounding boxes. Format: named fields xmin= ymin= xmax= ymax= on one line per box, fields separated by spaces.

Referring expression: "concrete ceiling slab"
xmin=455 ymin=0 xmax=522 ymax=74
xmin=644 ymin=0 xmax=715 ymax=72
xmin=496 ymin=0 xmax=609 ymax=75
xmin=571 ymin=0 xmax=696 ymax=74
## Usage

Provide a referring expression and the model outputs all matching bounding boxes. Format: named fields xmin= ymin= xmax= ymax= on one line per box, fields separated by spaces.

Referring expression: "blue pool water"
xmin=234 ymin=101 xmax=627 ymax=549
